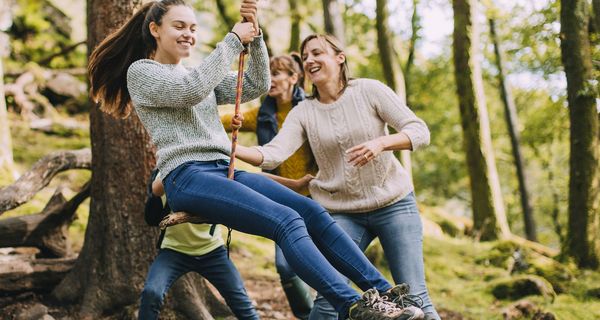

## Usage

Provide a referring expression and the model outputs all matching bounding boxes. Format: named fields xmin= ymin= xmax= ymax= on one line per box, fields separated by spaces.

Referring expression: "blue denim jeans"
xmin=138 ymin=246 xmax=258 ymax=320
xmin=309 ymin=193 xmax=440 ymax=320
xmin=163 ymin=160 xmax=393 ymax=318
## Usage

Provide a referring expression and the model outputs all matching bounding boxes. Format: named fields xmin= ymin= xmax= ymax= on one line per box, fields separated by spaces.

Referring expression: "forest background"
xmin=0 ymin=0 xmax=599 ymax=319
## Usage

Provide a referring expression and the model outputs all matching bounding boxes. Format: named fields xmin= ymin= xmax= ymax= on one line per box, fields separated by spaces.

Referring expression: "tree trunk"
xmin=51 ymin=1 xmax=234 ymax=317
xmin=322 ymin=0 xmax=345 ymax=45
xmin=489 ymin=18 xmax=537 ymax=242
xmin=288 ymin=0 xmax=300 ymax=52
xmin=375 ymin=0 xmax=413 ymax=181
xmin=561 ymin=0 xmax=600 ymax=269
xmin=452 ymin=0 xmax=510 ymax=241
xmin=0 ymin=55 xmax=14 ymax=178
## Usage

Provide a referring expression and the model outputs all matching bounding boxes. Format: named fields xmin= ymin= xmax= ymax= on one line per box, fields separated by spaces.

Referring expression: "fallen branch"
xmin=0 ymin=255 xmax=76 ymax=294
xmin=0 ymin=148 xmax=91 ymax=215
xmin=0 ymin=182 xmax=90 ymax=257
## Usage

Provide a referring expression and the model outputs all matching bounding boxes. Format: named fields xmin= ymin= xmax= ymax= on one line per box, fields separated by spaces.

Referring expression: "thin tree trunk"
xmin=289 ymin=0 xmax=300 ymax=52
xmin=0 ymin=55 xmax=14 ymax=177
xmin=561 ymin=0 xmax=600 ymax=269
xmin=489 ymin=18 xmax=537 ymax=242
xmin=322 ymin=0 xmax=345 ymax=45
xmin=452 ymin=0 xmax=510 ymax=240
xmin=404 ymin=0 xmax=420 ymax=100
xmin=375 ymin=0 xmax=413 ymax=182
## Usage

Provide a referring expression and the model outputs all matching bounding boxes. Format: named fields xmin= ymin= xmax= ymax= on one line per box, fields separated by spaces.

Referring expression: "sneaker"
xmin=348 ymin=288 xmax=424 ymax=320
xmin=383 ymin=284 xmax=424 ymax=310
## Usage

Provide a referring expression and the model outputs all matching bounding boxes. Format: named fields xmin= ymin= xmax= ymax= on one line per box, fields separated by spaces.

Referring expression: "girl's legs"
xmin=373 ymin=193 xmax=439 ymax=319
xmin=163 ymin=161 xmax=360 ymax=316
xmin=193 ymin=246 xmax=259 ymax=320
xmin=139 ymin=249 xmax=194 ymax=320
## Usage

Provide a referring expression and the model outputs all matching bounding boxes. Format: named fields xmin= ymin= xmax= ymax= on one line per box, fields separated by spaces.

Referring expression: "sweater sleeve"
xmin=127 ymin=33 xmax=244 ymax=108
xmin=364 ymin=79 xmax=430 ymax=151
xmin=254 ymin=106 xmax=307 ymax=170
xmin=214 ymin=34 xmax=271 ymax=105
xmin=221 ymin=106 xmax=259 ymax=132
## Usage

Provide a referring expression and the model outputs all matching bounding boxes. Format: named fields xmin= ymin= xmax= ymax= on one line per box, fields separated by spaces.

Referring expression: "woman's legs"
xmin=373 ymin=193 xmax=439 ymax=319
xmin=310 ymin=214 xmax=374 ymax=320
xmin=193 ymin=246 xmax=259 ymax=320
xmin=163 ymin=161 xmax=360 ymax=315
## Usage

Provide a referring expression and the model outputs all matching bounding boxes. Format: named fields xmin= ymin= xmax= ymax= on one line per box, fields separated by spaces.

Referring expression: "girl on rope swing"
xmin=88 ymin=0 xmax=423 ymax=318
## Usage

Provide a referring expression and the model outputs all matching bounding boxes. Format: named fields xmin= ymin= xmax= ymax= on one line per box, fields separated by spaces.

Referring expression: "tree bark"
xmin=321 ymin=0 xmax=345 ymax=45
xmin=452 ymin=0 xmax=510 ymax=241
xmin=288 ymin=0 xmax=301 ymax=52
xmin=0 ymin=183 xmax=90 ymax=257
xmin=0 ymin=148 xmax=91 ymax=214
xmin=0 ymin=256 xmax=76 ymax=294
xmin=375 ymin=0 xmax=413 ymax=182
xmin=51 ymin=1 xmax=233 ymax=317
xmin=561 ymin=0 xmax=600 ymax=269
xmin=489 ymin=18 xmax=537 ymax=242
xmin=0 ymin=52 xmax=14 ymax=177
xmin=50 ymin=1 xmax=159 ymax=317
xmin=0 ymin=0 xmax=15 ymax=178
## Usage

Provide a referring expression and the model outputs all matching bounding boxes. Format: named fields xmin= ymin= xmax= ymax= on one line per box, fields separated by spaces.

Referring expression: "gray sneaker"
xmin=348 ymin=288 xmax=424 ymax=320
xmin=383 ymin=284 xmax=424 ymax=310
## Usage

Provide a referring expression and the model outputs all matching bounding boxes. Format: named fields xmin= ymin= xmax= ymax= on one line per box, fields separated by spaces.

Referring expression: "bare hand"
xmin=232 ymin=22 xmax=256 ymax=44
xmin=240 ymin=0 xmax=259 ymax=35
xmin=291 ymin=174 xmax=315 ymax=192
xmin=346 ymin=138 xmax=385 ymax=167
xmin=231 ymin=113 xmax=244 ymax=130
xmin=152 ymin=179 xmax=165 ymax=196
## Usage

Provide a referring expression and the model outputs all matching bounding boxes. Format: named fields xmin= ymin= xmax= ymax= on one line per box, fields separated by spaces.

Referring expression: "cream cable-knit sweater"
xmin=256 ymin=79 xmax=430 ymax=213
xmin=127 ymin=33 xmax=270 ymax=177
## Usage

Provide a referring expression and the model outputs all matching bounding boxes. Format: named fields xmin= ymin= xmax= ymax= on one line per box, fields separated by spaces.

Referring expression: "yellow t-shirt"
xmin=161 ymin=223 xmax=223 ymax=256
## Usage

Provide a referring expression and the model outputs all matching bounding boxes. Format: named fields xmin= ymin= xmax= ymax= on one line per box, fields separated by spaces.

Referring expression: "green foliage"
xmin=7 ymin=0 xmax=86 ymax=69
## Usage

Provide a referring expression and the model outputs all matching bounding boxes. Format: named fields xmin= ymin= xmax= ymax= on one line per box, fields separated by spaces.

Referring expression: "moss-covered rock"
xmin=491 ymin=275 xmax=556 ymax=301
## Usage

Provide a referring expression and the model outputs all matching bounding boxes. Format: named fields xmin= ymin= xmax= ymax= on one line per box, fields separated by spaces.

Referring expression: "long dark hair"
xmin=299 ymin=34 xmax=350 ymax=100
xmin=88 ymin=0 xmax=188 ymax=118
xmin=270 ymin=53 xmax=305 ymax=89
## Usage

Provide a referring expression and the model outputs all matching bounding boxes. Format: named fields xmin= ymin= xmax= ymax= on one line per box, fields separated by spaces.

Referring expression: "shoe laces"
xmin=388 ymin=284 xmax=424 ymax=309
xmin=362 ymin=288 xmax=403 ymax=314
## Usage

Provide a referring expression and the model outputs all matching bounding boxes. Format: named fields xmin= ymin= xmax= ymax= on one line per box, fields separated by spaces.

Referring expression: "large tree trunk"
xmin=51 ymin=1 xmax=159 ymax=316
xmin=375 ymin=0 xmax=413 ymax=181
xmin=561 ymin=0 xmax=600 ymax=269
xmin=51 ymin=2 xmax=235 ymax=318
xmin=489 ymin=18 xmax=537 ymax=242
xmin=452 ymin=0 xmax=510 ymax=241
xmin=321 ymin=0 xmax=345 ymax=45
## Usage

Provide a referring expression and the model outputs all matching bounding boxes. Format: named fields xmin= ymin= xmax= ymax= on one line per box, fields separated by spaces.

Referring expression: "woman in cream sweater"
xmin=236 ymin=34 xmax=440 ymax=320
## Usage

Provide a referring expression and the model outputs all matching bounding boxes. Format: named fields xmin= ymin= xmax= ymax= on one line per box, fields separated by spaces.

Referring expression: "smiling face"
xmin=301 ymin=38 xmax=345 ymax=87
xmin=149 ymin=5 xmax=197 ymax=64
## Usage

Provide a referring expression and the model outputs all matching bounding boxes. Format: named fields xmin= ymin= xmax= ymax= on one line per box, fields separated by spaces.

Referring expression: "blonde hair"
xmin=299 ymin=34 xmax=349 ymax=100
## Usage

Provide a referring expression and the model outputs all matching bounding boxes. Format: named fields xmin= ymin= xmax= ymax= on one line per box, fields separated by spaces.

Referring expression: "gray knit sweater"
xmin=256 ymin=79 xmax=430 ymax=213
xmin=127 ymin=33 xmax=270 ymax=177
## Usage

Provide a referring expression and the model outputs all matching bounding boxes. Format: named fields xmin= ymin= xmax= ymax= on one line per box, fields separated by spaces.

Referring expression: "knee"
xmin=140 ymin=285 xmax=164 ymax=308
